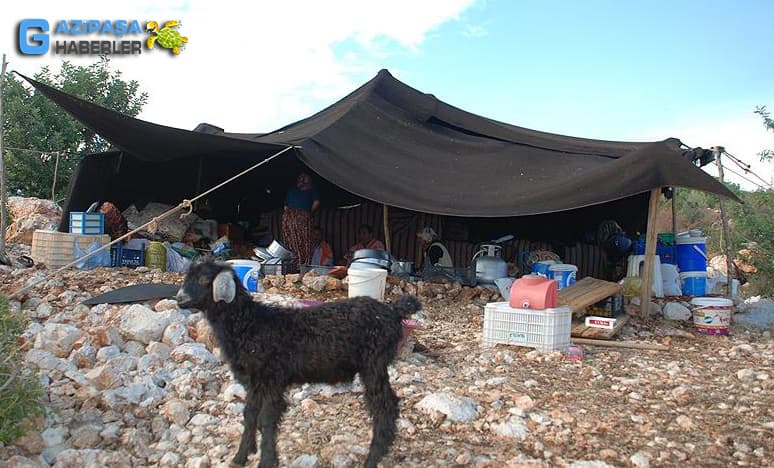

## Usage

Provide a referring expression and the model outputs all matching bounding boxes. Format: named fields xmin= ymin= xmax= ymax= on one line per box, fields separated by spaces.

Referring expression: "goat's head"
xmin=176 ymin=258 xmax=240 ymax=310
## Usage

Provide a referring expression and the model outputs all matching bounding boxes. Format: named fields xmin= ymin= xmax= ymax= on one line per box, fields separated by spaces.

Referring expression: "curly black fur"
xmin=176 ymin=259 xmax=422 ymax=468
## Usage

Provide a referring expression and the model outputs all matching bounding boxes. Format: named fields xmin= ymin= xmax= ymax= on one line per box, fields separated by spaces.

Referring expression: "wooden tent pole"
xmin=0 ymin=54 xmax=9 ymax=257
xmin=640 ymin=188 xmax=661 ymax=318
xmin=382 ymin=204 xmax=391 ymax=254
xmin=712 ymin=146 xmax=734 ymax=298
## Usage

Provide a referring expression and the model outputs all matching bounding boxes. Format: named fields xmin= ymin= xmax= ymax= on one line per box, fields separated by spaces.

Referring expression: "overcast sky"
xmin=2 ymin=0 xmax=772 ymax=190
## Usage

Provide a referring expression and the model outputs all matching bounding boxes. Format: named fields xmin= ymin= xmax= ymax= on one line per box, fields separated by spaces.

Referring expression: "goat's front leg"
xmin=256 ymin=387 xmax=287 ymax=468
xmin=233 ymin=392 xmax=261 ymax=465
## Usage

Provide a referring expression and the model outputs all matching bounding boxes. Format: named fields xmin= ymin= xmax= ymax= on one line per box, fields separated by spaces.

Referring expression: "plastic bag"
xmin=74 ymin=241 xmax=111 ymax=270
xmin=163 ymin=242 xmax=192 ymax=272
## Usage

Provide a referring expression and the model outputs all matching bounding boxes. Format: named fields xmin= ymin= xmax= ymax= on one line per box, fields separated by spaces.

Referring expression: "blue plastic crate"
xmin=110 ymin=244 xmax=145 ymax=268
xmin=70 ymin=212 xmax=105 ymax=235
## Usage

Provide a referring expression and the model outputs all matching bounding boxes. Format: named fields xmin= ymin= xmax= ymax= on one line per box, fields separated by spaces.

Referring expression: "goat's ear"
xmin=212 ymin=270 xmax=236 ymax=303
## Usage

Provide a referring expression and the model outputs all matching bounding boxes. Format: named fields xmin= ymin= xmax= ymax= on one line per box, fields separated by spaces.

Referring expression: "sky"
xmin=1 ymin=0 xmax=772 ymax=190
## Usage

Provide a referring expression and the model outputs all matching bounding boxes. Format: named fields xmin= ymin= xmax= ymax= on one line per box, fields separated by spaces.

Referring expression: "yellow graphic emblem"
xmin=146 ymin=21 xmax=188 ymax=55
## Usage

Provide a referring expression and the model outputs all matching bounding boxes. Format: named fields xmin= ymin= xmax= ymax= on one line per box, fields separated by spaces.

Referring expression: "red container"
xmin=510 ymin=275 xmax=558 ymax=310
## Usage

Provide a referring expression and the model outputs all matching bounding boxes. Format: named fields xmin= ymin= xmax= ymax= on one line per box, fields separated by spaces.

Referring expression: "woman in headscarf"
xmin=281 ymin=173 xmax=319 ymax=266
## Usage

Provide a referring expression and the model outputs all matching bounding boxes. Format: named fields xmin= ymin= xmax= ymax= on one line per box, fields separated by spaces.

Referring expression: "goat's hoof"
xmin=231 ymin=453 xmax=247 ymax=466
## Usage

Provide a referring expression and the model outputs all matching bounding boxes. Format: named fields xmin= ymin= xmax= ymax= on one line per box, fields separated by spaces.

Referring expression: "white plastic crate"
xmin=483 ymin=302 xmax=572 ymax=352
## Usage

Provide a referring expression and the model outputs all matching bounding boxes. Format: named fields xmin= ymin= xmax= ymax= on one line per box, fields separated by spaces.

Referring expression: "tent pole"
xmin=383 ymin=204 xmax=391 ymax=255
xmin=672 ymin=187 xmax=677 ymax=264
xmin=640 ymin=188 xmax=661 ymax=318
xmin=712 ymin=146 xmax=734 ymax=298
xmin=0 ymin=54 xmax=9 ymax=259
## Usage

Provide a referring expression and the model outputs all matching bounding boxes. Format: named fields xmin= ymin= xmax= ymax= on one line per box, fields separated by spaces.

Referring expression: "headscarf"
xmin=296 ymin=173 xmax=313 ymax=191
xmin=417 ymin=226 xmax=438 ymax=243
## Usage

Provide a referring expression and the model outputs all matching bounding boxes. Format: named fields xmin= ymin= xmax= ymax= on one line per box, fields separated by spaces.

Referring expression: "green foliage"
xmin=754 ymin=105 xmax=773 ymax=162
xmin=731 ymin=189 xmax=774 ymax=296
xmin=0 ymin=295 xmax=46 ymax=443
xmin=673 ymin=184 xmax=773 ymax=297
xmin=1 ymin=57 xmax=148 ymax=200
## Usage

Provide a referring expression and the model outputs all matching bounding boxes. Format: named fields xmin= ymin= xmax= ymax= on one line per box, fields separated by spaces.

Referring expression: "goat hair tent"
xmin=18 ymin=69 xmax=736 ymax=238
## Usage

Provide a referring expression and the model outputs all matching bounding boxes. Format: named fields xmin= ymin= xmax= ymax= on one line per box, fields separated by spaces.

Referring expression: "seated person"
xmin=417 ymin=226 xmax=453 ymax=269
xmin=345 ymin=224 xmax=385 ymax=263
xmin=310 ymin=226 xmax=334 ymax=266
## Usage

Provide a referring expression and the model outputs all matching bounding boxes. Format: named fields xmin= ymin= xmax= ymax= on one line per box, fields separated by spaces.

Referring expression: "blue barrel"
xmin=676 ymin=237 xmax=707 ymax=272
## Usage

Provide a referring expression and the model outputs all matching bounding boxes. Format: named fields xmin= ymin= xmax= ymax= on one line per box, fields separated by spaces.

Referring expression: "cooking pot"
xmin=253 ymin=247 xmax=273 ymax=261
xmin=267 ymin=240 xmax=292 ymax=260
xmin=391 ymin=260 xmax=413 ymax=275
xmin=351 ymin=257 xmax=391 ymax=271
xmin=352 ymin=249 xmax=390 ymax=261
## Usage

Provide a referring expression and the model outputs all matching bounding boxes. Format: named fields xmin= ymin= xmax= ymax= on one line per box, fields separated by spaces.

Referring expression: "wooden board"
xmin=558 ymin=277 xmax=623 ymax=317
xmin=571 ymin=313 xmax=629 ymax=340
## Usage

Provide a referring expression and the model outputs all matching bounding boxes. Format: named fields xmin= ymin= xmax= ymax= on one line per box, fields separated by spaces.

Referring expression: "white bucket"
xmin=548 ymin=264 xmax=577 ymax=290
xmin=227 ymin=260 xmax=262 ymax=292
xmin=690 ymin=297 xmax=733 ymax=335
xmin=347 ymin=267 xmax=388 ymax=301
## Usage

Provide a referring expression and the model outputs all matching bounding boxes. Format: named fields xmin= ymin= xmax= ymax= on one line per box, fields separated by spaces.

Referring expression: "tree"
xmin=1 ymin=57 xmax=147 ymax=200
xmin=754 ymin=105 xmax=773 ymax=162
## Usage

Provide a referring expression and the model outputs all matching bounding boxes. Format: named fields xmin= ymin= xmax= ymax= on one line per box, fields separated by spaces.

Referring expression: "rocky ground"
xmin=0 ymin=246 xmax=772 ymax=468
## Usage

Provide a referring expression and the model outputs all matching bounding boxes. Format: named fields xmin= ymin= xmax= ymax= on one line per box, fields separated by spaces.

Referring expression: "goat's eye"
xmin=198 ymin=275 xmax=210 ymax=285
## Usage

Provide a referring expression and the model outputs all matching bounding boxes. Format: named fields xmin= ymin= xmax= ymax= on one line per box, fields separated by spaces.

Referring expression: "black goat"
xmin=175 ymin=259 xmax=421 ymax=468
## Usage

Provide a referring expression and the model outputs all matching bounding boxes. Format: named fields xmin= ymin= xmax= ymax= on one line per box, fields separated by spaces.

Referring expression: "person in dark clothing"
xmin=417 ymin=226 xmax=452 ymax=269
xmin=281 ymin=173 xmax=320 ymax=265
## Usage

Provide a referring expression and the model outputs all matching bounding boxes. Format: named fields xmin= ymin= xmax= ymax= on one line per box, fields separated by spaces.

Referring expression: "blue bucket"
xmin=676 ymin=237 xmax=707 ymax=272
xmin=680 ymin=271 xmax=707 ymax=296
xmin=227 ymin=260 xmax=262 ymax=292
xmin=532 ymin=260 xmax=559 ymax=278
xmin=548 ymin=264 xmax=577 ymax=290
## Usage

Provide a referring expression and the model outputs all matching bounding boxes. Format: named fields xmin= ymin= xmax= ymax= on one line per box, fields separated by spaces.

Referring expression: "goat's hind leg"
xmin=233 ymin=391 xmax=261 ymax=465
xmin=362 ymin=367 xmax=399 ymax=468
xmin=256 ymin=387 xmax=287 ymax=468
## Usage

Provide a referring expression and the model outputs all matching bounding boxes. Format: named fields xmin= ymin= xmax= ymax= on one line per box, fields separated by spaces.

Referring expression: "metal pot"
xmin=253 ymin=247 xmax=273 ymax=261
xmin=351 ymin=257 xmax=391 ymax=271
xmin=267 ymin=240 xmax=292 ymax=260
xmin=391 ymin=260 xmax=413 ymax=275
xmin=352 ymin=249 xmax=390 ymax=261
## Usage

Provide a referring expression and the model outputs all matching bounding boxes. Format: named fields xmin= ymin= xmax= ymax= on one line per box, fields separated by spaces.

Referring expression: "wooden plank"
xmin=640 ymin=188 xmax=661 ymax=318
xmin=571 ymin=313 xmax=629 ymax=340
xmin=572 ymin=336 xmax=668 ymax=351
xmin=558 ymin=277 xmax=622 ymax=317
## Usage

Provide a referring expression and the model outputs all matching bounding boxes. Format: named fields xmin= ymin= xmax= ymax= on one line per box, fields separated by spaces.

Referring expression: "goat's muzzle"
xmin=175 ymin=289 xmax=193 ymax=308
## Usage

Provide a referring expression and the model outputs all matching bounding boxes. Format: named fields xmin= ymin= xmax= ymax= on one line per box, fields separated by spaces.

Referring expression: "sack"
xmin=163 ymin=241 xmax=192 ymax=272
xmin=74 ymin=241 xmax=111 ymax=270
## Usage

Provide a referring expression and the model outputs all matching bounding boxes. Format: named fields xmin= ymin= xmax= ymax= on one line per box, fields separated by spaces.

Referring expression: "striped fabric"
xmin=264 ymin=201 xmax=605 ymax=278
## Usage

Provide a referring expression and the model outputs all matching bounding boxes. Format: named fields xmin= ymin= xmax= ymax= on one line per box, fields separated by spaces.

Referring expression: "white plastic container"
xmin=691 ymin=297 xmax=733 ymax=335
xmin=548 ymin=264 xmax=577 ymax=290
xmin=227 ymin=259 xmax=262 ymax=292
xmin=347 ymin=267 xmax=388 ymax=301
xmin=483 ymin=302 xmax=571 ymax=352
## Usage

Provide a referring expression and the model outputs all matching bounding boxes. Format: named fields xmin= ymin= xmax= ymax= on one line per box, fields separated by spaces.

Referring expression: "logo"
xmin=18 ymin=19 xmax=49 ymax=55
xmin=146 ymin=21 xmax=188 ymax=55
xmin=16 ymin=19 xmax=188 ymax=56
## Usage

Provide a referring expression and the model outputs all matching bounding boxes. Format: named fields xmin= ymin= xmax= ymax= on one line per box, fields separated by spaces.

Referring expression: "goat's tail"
xmin=390 ymin=295 xmax=422 ymax=318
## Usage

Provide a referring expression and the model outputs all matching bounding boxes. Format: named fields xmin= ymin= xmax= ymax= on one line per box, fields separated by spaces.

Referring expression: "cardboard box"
xmin=585 ymin=316 xmax=617 ymax=329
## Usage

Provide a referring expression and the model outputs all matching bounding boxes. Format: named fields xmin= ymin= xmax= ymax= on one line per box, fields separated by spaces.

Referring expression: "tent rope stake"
xmin=8 ymin=145 xmax=297 ymax=300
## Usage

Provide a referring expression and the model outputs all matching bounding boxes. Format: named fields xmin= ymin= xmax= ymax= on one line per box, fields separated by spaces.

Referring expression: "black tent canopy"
xmin=19 ymin=69 xmax=736 ymax=238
